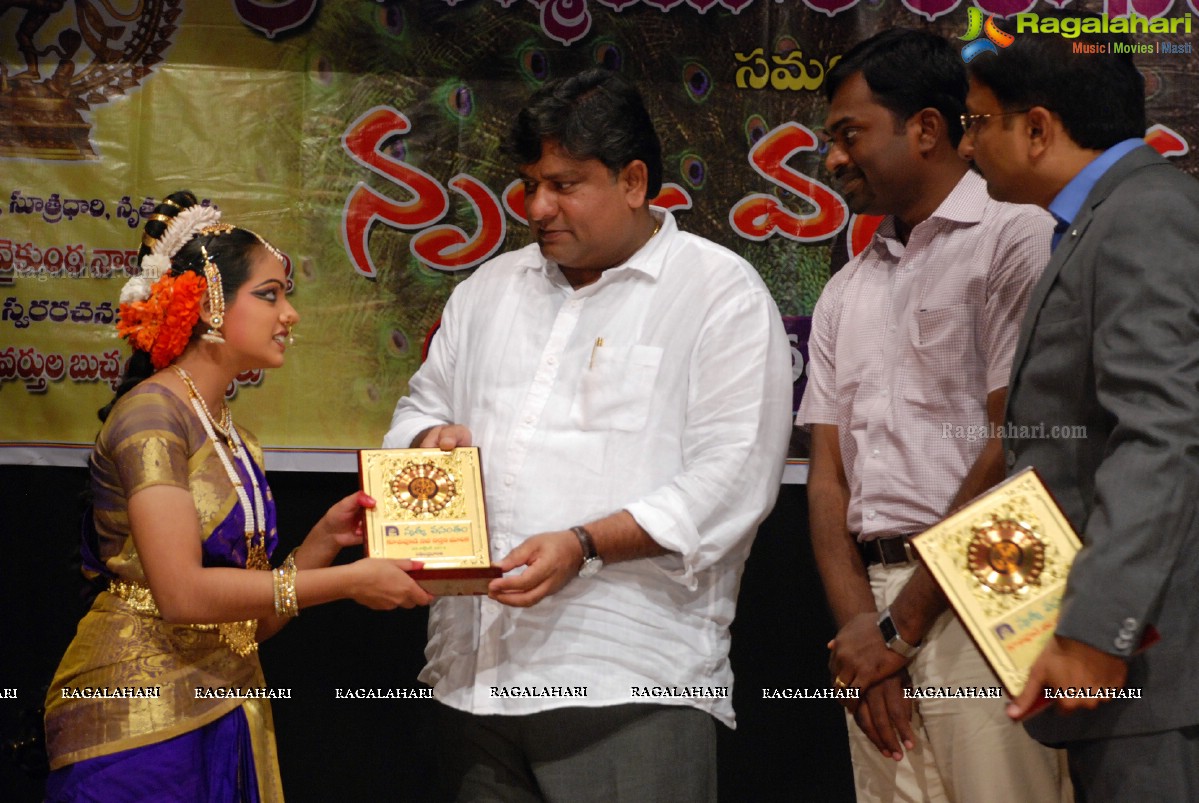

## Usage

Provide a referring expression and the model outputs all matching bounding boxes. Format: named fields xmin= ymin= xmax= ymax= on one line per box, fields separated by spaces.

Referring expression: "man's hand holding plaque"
xmin=358 ymin=445 xmax=501 ymax=596
xmin=911 ymin=467 xmax=1156 ymax=719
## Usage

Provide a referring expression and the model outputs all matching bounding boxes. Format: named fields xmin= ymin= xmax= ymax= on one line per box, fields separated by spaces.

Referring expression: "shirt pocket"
xmin=907 ymin=304 xmax=982 ymax=403
xmin=913 ymin=303 xmax=978 ymax=365
xmin=570 ymin=344 xmax=663 ymax=432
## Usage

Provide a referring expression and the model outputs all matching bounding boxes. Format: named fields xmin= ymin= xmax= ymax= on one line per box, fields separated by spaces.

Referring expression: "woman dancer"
xmin=43 ymin=190 xmax=432 ymax=801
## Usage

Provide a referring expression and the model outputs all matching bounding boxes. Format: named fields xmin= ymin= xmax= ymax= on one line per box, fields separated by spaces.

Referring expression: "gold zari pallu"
xmin=108 ymin=577 xmax=259 ymax=657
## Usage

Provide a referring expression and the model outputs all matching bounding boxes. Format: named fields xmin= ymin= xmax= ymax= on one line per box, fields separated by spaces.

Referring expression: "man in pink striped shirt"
xmin=797 ymin=29 xmax=1066 ymax=802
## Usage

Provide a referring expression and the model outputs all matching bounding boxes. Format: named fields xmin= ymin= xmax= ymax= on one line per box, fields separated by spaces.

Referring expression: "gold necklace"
xmin=172 ymin=365 xmax=269 ymax=656
xmin=172 ymin=366 xmax=233 ymax=443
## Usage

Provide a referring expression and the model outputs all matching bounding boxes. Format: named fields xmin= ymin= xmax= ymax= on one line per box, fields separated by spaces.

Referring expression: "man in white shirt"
xmin=384 ymin=68 xmax=792 ymax=802
xmin=797 ymin=29 xmax=1068 ymax=802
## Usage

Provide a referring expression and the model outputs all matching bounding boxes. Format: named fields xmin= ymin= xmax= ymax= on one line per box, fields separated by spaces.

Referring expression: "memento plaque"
xmin=911 ymin=468 xmax=1080 ymax=699
xmin=359 ymin=447 xmax=500 ymax=595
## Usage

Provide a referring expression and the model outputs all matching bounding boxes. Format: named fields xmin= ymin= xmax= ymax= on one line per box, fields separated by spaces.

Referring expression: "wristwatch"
xmin=877 ymin=607 xmax=921 ymax=659
xmin=571 ymin=525 xmax=604 ymax=578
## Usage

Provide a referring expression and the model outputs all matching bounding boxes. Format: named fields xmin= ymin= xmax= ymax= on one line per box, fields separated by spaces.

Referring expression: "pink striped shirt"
xmin=798 ymin=171 xmax=1053 ymax=540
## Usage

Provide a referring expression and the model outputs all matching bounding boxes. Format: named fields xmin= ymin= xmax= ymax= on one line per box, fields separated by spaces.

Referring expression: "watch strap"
xmin=571 ymin=525 xmax=602 ymax=577
xmin=878 ymin=606 xmax=921 ymax=659
xmin=571 ymin=526 xmax=598 ymax=561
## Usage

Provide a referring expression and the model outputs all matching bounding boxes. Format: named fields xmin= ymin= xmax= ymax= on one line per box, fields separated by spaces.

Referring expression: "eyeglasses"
xmin=960 ymin=110 xmax=1030 ymax=132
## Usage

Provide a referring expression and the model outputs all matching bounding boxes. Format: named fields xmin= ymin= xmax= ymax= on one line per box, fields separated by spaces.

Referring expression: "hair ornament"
xmin=119 ymin=203 xmax=221 ymax=312
xmin=119 ymin=276 xmax=153 ymax=305
xmin=116 ymin=271 xmax=207 ymax=369
xmin=140 ymin=253 xmax=171 ymax=279
xmin=153 ymin=203 xmax=222 ymax=261
xmin=199 ymin=243 xmax=226 ymax=344
xmin=252 ymin=232 xmax=284 ymax=263
xmin=119 ymin=253 xmax=171 ymax=305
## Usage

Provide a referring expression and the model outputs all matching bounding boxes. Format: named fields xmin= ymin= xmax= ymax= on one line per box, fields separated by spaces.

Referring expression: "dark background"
xmin=0 ymin=465 xmax=852 ymax=802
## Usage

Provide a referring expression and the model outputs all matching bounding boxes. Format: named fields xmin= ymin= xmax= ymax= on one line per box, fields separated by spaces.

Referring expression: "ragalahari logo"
xmin=960 ymin=8 xmax=1016 ymax=62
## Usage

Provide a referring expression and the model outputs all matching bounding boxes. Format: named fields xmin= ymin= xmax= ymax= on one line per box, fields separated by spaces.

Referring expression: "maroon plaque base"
xmin=409 ymin=566 xmax=502 ymax=596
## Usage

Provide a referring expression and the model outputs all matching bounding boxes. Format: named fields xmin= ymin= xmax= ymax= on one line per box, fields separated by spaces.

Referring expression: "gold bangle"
xmin=273 ymin=549 xmax=300 ymax=618
xmin=283 ymin=549 xmax=299 ymax=618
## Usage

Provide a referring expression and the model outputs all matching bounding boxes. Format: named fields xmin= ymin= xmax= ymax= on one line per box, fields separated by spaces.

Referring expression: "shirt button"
xmin=524 ymin=414 xmax=535 ymax=424
xmin=880 ymin=390 xmax=889 ymax=398
xmin=503 ymin=474 xmax=515 ymax=486
xmin=871 ymin=449 xmax=880 ymax=457
xmin=866 ymin=510 xmax=877 ymax=520
xmin=1005 ymin=449 xmax=1016 ymax=467
xmin=546 ymin=356 xmax=557 ymax=366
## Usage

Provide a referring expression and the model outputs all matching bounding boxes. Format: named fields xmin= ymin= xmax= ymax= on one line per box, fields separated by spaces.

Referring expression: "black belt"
xmin=858 ymin=535 xmax=919 ymax=567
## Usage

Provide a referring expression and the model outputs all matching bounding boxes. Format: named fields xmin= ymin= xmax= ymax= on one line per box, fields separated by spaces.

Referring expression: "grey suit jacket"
xmin=1005 ymin=146 xmax=1199 ymax=743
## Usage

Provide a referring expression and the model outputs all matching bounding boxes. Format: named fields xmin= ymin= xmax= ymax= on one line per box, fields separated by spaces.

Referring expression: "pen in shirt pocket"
xmin=589 ymin=337 xmax=604 ymax=368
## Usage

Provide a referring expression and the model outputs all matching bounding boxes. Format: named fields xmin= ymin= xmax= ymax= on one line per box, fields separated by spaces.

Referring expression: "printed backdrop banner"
xmin=2 ymin=1 xmax=1194 ymax=469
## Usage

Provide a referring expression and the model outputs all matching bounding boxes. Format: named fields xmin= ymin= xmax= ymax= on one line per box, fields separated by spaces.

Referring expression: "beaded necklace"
xmin=173 ymin=365 xmax=269 ymax=569
xmin=172 ymin=365 xmax=269 ymax=656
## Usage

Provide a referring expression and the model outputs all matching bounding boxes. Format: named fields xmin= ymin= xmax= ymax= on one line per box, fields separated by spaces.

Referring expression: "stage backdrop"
xmin=2 ymin=0 xmax=1195 ymax=470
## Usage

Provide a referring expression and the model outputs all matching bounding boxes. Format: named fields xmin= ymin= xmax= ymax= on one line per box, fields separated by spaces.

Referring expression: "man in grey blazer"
xmin=959 ymin=12 xmax=1199 ymax=800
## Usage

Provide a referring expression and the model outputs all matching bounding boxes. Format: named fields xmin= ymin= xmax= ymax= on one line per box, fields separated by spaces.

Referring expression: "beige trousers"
xmin=847 ymin=563 xmax=1073 ymax=803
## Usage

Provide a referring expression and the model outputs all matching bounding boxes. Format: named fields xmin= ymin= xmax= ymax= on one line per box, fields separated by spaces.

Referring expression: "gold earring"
xmin=200 ymin=245 xmax=226 ymax=344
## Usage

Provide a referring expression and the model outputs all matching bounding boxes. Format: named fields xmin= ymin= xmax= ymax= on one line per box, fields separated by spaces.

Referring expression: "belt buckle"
xmin=878 ymin=537 xmax=916 ymax=568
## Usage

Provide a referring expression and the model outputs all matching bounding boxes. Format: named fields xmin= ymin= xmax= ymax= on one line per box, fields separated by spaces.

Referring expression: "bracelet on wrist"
xmin=273 ymin=548 xmax=300 ymax=619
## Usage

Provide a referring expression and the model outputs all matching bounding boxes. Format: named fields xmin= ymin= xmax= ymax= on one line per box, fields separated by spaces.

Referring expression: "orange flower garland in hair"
xmin=116 ymin=271 xmax=207 ymax=369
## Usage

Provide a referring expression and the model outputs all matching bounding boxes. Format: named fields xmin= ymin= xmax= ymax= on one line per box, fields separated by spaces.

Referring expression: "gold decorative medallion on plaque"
xmin=391 ymin=462 xmax=457 ymax=515
xmin=911 ymin=468 xmax=1081 ymax=698
xmin=967 ymin=518 xmax=1045 ymax=594
xmin=359 ymin=447 xmax=500 ymax=595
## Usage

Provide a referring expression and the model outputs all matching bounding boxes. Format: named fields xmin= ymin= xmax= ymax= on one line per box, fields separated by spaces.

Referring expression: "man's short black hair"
xmin=825 ymin=28 xmax=968 ymax=147
xmin=505 ymin=68 xmax=663 ymax=198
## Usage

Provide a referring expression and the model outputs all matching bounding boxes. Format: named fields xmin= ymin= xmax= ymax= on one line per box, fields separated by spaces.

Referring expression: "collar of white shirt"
xmin=523 ymin=207 xmax=675 ymax=285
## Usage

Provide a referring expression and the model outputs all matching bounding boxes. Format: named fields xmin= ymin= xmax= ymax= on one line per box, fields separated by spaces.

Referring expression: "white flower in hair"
xmin=119 ymin=250 xmax=171 ymax=304
xmin=140 ymin=253 xmax=171 ymax=279
xmin=120 ymin=276 xmax=153 ymax=304
xmin=153 ymin=204 xmax=222 ymax=260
